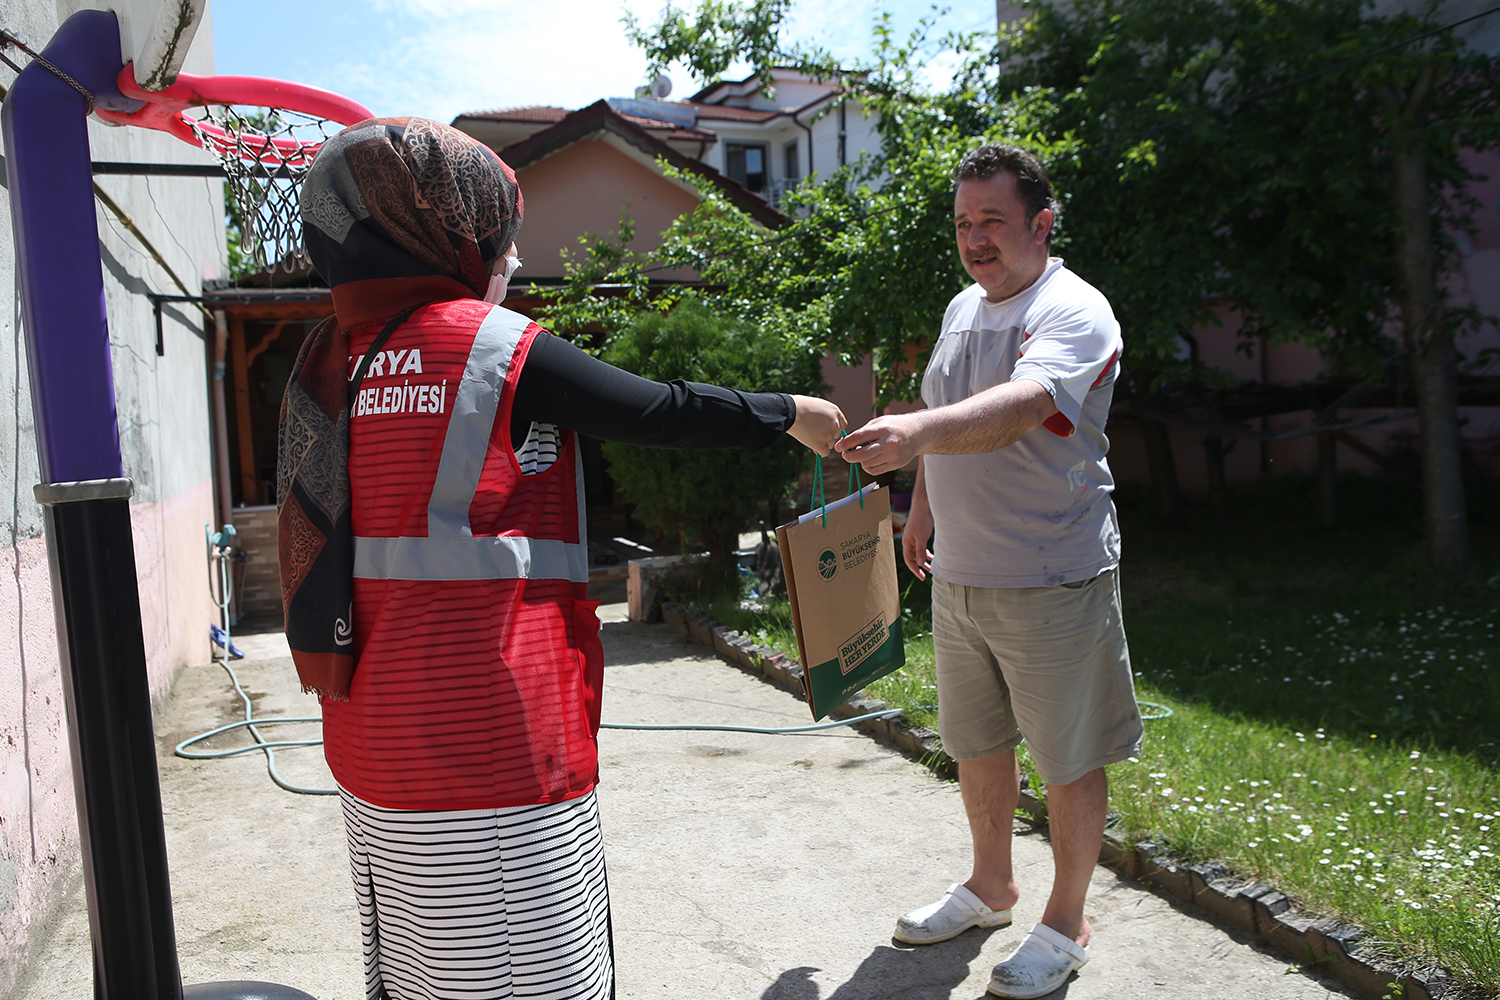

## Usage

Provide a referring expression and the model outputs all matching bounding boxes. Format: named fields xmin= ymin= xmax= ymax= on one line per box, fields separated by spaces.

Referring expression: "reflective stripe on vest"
xmin=353 ymin=534 xmax=590 ymax=582
xmin=428 ymin=307 xmax=529 ymax=538
xmin=353 ymin=305 xmax=589 ymax=582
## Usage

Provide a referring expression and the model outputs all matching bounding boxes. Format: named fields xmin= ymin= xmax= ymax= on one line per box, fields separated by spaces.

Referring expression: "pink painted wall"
xmin=820 ymin=353 xmax=875 ymax=436
xmin=0 ymin=534 xmax=73 ymax=973
xmin=0 ymin=479 xmax=214 ymax=991
xmin=1113 ymin=314 xmax=1414 ymax=493
xmin=515 ymin=138 xmax=702 ymax=282
xmin=132 ymin=479 xmax=217 ymax=698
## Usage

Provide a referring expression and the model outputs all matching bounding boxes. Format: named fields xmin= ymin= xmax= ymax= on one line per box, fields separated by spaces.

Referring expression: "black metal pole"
xmin=36 ymin=479 xmax=182 ymax=1000
xmin=35 ymin=481 xmax=324 ymax=1000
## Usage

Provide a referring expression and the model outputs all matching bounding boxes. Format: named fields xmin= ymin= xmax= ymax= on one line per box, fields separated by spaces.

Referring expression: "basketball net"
xmin=96 ymin=66 xmax=374 ymax=275
xmin=188 ymin=107 xmax=345 ymax=274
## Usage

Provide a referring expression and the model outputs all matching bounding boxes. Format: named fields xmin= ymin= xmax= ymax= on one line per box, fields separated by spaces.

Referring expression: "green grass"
xmin=682 ymin=470 xmax=1500 ymax=994
xmin=1116 ymin=689 xmax=1499 ymax=989
xmin=1103 ymin=473 xmax=1500 ymax=992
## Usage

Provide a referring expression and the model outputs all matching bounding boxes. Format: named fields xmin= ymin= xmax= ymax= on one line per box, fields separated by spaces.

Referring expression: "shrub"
xmin=602 ymin=300 xmax=824 ymax=583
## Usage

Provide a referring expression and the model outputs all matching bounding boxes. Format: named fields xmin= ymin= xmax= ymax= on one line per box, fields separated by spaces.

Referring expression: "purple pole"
xmin=1 ymin=9 xmax=131 ymax=483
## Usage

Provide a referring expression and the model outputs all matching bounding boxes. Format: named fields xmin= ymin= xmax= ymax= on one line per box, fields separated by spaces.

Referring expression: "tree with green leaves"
xmin=1368 ymin=27 xmax=1499 ymax=576
xmin=224 ymin=181 xmax=259 ymax=280
xmin=553 ymin=10 xmax=1044 ymax=402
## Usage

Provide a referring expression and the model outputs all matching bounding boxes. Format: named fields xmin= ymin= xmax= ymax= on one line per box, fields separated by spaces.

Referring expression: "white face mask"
xmin=483 ymin=255 xmax=522 ymax=304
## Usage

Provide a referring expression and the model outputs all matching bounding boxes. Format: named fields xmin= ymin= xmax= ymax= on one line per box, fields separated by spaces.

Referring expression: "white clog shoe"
xmin=986 ymin=922 xmax=1089 ymax=998
xmin=893 ymin=883 xmax=1012 ymax=945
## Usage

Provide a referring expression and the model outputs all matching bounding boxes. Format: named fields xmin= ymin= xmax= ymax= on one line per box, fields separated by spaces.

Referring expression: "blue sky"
xmin=210 ymin=0 xmax=999 ymax=123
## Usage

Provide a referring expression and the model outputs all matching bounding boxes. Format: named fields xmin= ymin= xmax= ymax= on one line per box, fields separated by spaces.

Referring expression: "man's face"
xmin=953 ymin=171 xmax=1052 ymax=302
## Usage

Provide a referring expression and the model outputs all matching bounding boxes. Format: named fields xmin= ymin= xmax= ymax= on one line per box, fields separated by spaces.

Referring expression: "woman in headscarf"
xmin=277 ymin=118 xmax=844 ymax=1000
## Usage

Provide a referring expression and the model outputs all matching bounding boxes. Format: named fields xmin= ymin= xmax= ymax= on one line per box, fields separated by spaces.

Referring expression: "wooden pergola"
xmin=203 ymin=288 xmax=334 ymax=508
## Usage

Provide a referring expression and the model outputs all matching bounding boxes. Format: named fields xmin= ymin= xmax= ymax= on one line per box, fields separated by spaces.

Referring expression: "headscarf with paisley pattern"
xmin=277 ymin=117 xmax=522 ymax=699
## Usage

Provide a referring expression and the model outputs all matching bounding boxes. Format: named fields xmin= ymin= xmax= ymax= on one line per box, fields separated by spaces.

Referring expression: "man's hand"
xmin=902 ymin=477 xmax=934 ymax=580
xmin=834 ymin=413 xmax=924 ymax=476
xmin=787 ymin=395 xmax=848 ymax=457
xmin=839 ymin=382 xmax=1059 ymax=475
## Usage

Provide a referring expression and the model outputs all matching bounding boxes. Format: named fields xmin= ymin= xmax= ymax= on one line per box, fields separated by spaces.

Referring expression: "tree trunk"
xmin=1389 ymin=64 xmax=1469 ymax=576
xmin=1408 ymin=324 xmax=1468 ymax=572
xmin=1203 ymin=435 xmax=1229 ymax=520
xmin=1142 ymin=418 xmax=1182 ymax=525
xmin=1318 ymin=431 xmax=1336 ymax=527
xmin=703 ymin=526 xmax=743 ymax=591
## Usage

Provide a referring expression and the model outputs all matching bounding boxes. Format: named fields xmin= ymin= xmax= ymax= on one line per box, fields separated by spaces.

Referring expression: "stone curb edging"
xmin=658 ymin=601 xmax=1452 ymax=1000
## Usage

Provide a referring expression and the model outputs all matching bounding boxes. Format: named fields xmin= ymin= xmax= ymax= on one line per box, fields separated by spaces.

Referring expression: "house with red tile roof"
xmin=451 ymin=69 xmax=880 ymax=286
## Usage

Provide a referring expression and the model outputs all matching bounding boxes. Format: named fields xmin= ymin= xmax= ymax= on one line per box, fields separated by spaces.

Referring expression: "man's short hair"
xmin=952 ymin=145 xmax=1058 ymax=236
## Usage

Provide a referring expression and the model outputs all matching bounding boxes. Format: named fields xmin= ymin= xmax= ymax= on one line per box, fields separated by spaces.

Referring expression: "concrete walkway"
xmin=11 ymin=604 xmax=1361 ymax=1000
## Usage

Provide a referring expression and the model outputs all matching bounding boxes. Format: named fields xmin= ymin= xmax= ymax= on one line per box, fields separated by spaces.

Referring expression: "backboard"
xmin=57 ymin=0 xmax=208 ymax=90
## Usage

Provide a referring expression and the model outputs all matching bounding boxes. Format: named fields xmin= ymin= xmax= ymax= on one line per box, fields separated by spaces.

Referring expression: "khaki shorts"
xmin=932 ymin=570 xmax=1143 ymax=786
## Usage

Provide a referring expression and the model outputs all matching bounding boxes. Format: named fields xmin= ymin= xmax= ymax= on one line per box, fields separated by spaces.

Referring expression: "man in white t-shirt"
xmin=837 ymin=145 xmax=1143 ymax=999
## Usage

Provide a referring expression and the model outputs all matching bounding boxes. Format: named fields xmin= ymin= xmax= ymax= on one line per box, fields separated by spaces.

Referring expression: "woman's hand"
xmin=787 ymin=395 xmax=848 ymax=457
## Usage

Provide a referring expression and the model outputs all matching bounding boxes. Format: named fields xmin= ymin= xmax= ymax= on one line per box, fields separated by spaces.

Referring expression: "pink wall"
xmin=0 ymin=478 xmax=214 ymax=993
xmin=821 ymin=353 xmax=875 ymax=436
xmin=516 ymin=139 xmax=702 ymax=282
xmin=0 ymin=534 xmax=73 ymax=981
xmin=133 ymin=479 xmax=217 ymax=699
xmin=1114 ymin=313 xmax=1418 ymax=492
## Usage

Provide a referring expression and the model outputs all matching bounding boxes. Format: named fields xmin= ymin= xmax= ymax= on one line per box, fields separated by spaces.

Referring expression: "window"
xmin=725 ymin=142 xmax=768 ymax=192
xmin=783 ymin=140 xmax=799 ymax=181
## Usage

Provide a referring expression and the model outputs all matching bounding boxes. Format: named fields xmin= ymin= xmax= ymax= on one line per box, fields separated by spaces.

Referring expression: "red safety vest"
xmin=322 ymin=298 xmax=603 ymax=810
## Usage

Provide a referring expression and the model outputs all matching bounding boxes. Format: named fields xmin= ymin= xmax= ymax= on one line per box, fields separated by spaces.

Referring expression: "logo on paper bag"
xmin=839 ymin=614 xmax=888 ymax=675
xmin=818 ymin=549 xmax=838 ymax=579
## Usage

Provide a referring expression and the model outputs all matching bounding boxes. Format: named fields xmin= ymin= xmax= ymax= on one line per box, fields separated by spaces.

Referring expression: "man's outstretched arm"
xmin=834 ymin=380 xmax=1058 ymax=476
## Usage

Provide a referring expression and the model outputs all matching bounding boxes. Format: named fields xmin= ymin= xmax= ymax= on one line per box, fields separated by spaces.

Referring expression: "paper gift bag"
xmin=776 ymin=482 xmax=905 ymax=720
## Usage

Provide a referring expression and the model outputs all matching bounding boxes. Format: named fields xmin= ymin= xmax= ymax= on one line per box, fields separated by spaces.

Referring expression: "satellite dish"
xmin=651 ymin=74 xmax=673 ymax=100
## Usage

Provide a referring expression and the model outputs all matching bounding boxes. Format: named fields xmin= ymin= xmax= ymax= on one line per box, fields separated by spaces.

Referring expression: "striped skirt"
xmin=339 ymin=788 xmax=613 ymax=1000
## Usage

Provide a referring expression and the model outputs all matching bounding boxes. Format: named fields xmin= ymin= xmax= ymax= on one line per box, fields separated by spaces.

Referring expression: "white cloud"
xmin=321 ymin=0 xmax=676 ymax=121
xmin=213 ymin=0 xmax=999 ymax=123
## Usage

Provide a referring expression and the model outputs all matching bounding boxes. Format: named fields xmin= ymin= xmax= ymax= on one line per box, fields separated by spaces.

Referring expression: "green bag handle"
xmin=812 ymin=430 xmax=863 ymax=528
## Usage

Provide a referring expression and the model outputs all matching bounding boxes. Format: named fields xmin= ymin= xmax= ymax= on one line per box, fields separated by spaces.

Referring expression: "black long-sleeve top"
xmin=509 ymin=333 xmax=797 ymax=451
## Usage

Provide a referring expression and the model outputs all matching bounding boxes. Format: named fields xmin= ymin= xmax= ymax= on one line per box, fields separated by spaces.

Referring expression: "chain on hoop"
xmin=189 ymin=106 xmax=345 ymax=274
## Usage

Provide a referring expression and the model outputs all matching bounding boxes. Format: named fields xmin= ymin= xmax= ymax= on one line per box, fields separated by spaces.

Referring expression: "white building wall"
xmin=0 ymin=2 xmax=223 ymax=992
xmin=808 ymin=100 xmax=875 ymax=179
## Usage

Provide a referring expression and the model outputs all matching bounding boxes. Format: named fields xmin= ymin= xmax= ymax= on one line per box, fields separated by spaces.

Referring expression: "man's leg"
xmin=894 ymin=578 xmax=1027 ymax=946
xmin=1038 ymin=766 xmax=1107 ymax=946
xmin=959 ymin=751 xmax=1022 ymax=912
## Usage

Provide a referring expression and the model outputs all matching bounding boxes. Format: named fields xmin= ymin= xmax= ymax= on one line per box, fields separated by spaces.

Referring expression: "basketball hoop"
xmin=96 ymin=66 xmax=374 ymax=274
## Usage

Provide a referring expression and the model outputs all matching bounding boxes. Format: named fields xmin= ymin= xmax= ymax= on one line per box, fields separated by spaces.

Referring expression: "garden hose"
xmin=174 ymin=653 xmax=923 ymax=797
xmin=599 ymin=711 xmax=904 ymax=734
xmin=175 ymin=664 xmax=333 ymax=796
xmin=177 ymin=664 xmax=1172 ymax=797
xmin=178 ymin=669 xmax=1173 ymax=796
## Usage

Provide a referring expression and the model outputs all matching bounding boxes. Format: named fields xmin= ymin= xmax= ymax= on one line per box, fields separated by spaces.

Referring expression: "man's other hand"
xmin=835 ymin=414 xmax=921 ymax=476
xmin=788 ymin=395 xmax=848 ymax=457
xmin=902 ymin=493 xmax=934 ymax=580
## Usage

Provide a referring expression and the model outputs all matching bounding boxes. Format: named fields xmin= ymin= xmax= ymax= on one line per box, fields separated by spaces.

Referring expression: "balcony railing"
xmin=766 ymin=178 xmax=801 ymax=209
